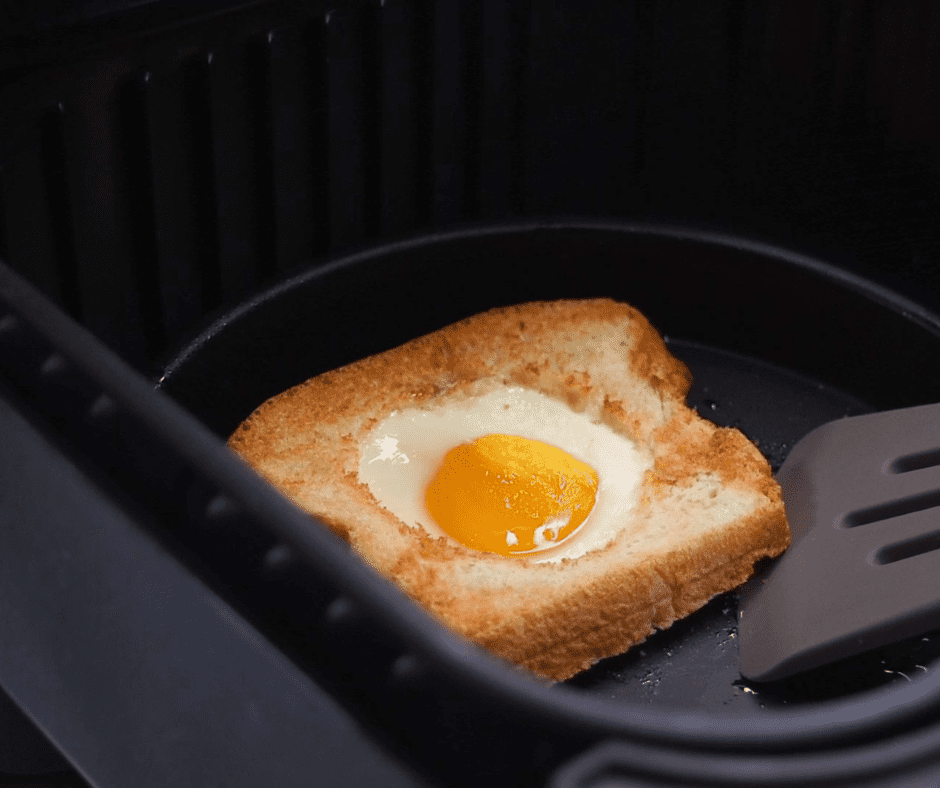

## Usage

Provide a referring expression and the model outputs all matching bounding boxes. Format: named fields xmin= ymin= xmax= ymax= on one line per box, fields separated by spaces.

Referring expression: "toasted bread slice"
xmin=228 ymin=299 xmax=789 ymax=681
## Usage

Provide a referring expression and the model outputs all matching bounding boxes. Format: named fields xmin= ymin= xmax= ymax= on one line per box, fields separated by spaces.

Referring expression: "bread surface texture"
xmin=228 ymin=299 xmax=790 ymax=681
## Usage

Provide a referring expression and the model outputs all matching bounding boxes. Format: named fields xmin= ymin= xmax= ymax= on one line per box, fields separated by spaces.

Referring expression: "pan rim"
xmin=159 ymin=218 xmax=940 ymax=755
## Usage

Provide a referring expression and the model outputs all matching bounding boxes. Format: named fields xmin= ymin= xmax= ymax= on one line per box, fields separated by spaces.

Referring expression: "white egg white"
xmin=357 ymin=386 xmax=652 ymax=562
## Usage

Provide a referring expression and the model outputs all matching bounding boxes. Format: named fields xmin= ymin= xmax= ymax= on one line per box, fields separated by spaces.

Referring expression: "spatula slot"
xmin=873 ymin=531 xmax=940 ymax=565
xmin=890 ymin=448 xmax=940 ymax=474
xmin=843 ymin=489 xmax=940 ymax=527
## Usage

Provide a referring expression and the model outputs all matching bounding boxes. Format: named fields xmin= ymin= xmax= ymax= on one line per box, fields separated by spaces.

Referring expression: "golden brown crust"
xmin=228 ymin=299 xmax=790 ymax=681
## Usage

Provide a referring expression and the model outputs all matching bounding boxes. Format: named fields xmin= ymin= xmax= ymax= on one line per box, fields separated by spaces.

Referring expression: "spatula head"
xmin=738 ymin=402 xmax=940 ymax=682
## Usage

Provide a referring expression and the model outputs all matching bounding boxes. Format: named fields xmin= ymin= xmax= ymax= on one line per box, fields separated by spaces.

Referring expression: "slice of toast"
xmin=228 ymin=299 xmax=789 ymax=681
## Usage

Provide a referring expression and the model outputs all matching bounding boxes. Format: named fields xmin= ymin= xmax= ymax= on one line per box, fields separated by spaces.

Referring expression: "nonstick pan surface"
xmin=159 ymin=220 xmax=940 ymax=718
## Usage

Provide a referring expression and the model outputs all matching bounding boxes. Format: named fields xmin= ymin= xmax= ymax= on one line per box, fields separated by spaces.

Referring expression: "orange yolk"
xmin=425 ymin=434 xmax=598 ymax=555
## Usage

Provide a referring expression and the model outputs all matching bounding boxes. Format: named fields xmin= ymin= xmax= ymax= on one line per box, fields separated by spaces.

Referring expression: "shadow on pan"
xmin=159 ymin=219 xmax=940 ymax=713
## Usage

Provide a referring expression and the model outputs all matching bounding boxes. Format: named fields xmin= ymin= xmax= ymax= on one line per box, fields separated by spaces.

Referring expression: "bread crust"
xmin=228 ymin=299 xmax=789 ymax=681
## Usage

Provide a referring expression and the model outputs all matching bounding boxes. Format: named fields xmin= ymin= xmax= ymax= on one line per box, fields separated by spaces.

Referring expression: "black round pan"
xmin=159 ymin=221 xmax=940 ymax=781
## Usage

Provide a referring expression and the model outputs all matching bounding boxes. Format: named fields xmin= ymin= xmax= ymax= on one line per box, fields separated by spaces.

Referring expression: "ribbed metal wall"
xmin=0 ymin=0 xmax=938 ymax=370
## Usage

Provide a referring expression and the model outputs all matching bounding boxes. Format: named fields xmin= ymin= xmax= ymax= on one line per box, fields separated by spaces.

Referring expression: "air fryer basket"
xmin=9 ymin=224 xmax=940 ymax=787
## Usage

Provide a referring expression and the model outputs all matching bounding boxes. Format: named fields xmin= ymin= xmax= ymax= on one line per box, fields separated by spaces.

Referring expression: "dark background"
xmin=2 ymin=0 xmax=939 ymax=376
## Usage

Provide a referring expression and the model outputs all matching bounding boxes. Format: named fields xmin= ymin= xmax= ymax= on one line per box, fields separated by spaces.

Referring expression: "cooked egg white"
xmin=357 ymin=386 xmax=652 ymax=562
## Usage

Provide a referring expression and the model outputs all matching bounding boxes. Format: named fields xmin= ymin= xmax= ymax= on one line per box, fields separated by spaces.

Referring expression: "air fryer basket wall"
xmin=2 ymin=0 xmax=939 ymax=371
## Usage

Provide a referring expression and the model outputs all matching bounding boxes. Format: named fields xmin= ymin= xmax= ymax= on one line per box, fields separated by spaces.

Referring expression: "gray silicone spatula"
xmin=737 ymin=401 xmax=940 ymax=682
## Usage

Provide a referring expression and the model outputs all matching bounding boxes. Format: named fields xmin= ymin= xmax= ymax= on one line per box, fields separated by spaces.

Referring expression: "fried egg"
xmin=357 ymin=386 xmax=652 ymax=562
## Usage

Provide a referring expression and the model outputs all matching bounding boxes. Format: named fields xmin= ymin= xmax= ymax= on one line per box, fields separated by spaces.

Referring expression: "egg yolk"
xmin=425 ymin=434 xmax=598 ymax=555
